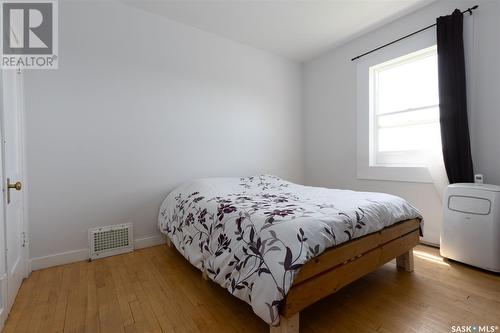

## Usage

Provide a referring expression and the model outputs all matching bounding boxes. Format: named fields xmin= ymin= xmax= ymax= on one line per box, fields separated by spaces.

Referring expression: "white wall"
xmin=303 ymin=0 xmax=500 ymax=245
xmin=24 ymin=1 xmax=303 ymax=267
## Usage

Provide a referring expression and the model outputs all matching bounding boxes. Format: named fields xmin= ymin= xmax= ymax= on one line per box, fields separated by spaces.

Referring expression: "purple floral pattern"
xmin=158 ymin=175 xmax=421 ymax=325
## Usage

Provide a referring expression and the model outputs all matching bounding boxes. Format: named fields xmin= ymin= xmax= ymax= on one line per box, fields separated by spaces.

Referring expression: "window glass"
xmin=370 ymin=46 xmax=440 ymax=166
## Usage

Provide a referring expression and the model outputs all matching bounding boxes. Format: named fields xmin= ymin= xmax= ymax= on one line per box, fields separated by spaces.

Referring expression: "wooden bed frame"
xmin=271 ymin=218 xmax=420 ymax=333
xmin=167 ymin=218 xmax=420 ymax=333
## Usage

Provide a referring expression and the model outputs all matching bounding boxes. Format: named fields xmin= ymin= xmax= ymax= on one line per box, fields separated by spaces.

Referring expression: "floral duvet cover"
xmin=158 ymin=175 xmax=421 ymax=325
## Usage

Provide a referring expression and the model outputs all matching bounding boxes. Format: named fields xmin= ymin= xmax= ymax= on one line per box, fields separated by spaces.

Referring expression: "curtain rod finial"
xmin=469 ymin=5 xmax=478 ymax=14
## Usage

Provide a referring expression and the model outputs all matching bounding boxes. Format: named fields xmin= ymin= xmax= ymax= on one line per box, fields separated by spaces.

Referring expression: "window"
xmin=356 ymin=29 xmax=439 ymax=183
xmin=369 ymin=46 xmax=440 ymax=167
xmin=357 ymin=18 xmax=471 ymax=183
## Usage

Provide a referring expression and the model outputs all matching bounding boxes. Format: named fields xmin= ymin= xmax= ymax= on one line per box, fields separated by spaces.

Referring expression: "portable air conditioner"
xmin=441 ymin=183 xmax=500 ymax=272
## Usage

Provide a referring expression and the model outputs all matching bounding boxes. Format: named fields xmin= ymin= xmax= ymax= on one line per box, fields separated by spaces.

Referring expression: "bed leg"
xmin=397 ymin=248 xmax=414 ymax=272
xmin=270 ymin=313 xmax=299 ymax=333
xmin=166 ymin=237 xmax=173 ymax=248
xmin=202 ymin=268 xmax=209 ymax=281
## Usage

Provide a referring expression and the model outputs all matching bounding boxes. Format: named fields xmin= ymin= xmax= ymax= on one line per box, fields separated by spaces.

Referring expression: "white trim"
xmin=18 ymin=70 xmax=30 ymax=278
xmin=0 ymin=272 xmax=6 ymax=332
xmin=419 ymin=240 xmax=439 ymax=248
xmin=29 ymin=234 xmax=166 ymax=271
xmin=30 ymin=248 xmax=88 ymax=271
xmin=0 ymin=70 xmax=7 ymax=330
xmin=134 ymin=234 xmax=167 ymax=249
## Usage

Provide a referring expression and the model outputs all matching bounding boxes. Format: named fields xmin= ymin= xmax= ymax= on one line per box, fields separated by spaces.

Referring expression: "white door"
xmin=1 ymin=69 xmax=27 ymax=316
xmin=0 ymin=73 xmax=6 ymax=327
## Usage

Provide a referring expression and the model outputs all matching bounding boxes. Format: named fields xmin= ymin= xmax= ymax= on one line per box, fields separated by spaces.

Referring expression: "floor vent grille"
xmin=89 ymin=223 xmax=133 ymax=260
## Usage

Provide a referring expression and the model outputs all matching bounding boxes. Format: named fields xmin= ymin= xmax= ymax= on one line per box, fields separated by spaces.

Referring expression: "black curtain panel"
xmin=436 ymin=9 xmax=474 ymax=183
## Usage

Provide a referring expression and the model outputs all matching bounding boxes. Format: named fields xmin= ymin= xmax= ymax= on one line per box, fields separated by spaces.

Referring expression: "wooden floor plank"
xmin=84 ymin=261 xmax=100 ymax=333
xmin=52 ymin=264 xmax=75 ymax=332
xmin=13 ymin=269 xmax=47 ymax=333
xmin=135 ymin=249 xmax=205 ymax=333
xmin=36 ymin=266 xmax=64 ymax=333
xmin=108 ymin=258 xmax=134 ymax=327
xmin=96 ymin=258 xmax=125 ymax=333
xmin=64 ymin=262 xmax=88 ymax=333
xmin=3 ymin=270 xmax=41 ymax=333
xmin=4 ymin=244 xmax=499 ymax=333
xmin=121 ymin=252 xmax=162 ymax=333
xmin=149 ymin=246 xmax=245 ymax=333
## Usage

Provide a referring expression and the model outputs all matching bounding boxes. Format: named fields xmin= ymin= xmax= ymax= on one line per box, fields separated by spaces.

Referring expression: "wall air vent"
xmin=88 ymin=223 xmax=133 ymax=260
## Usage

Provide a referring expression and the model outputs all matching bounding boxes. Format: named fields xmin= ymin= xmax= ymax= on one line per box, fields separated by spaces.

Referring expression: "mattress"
xmin=158 ymin=175 xmax=422 ymax=325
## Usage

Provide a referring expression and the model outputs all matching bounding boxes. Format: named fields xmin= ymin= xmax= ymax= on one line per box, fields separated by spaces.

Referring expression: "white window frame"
xmin=356 ymin=28 xmax=437 ymax=183
xmin=371 ymin=46 xmax=439 ymax=167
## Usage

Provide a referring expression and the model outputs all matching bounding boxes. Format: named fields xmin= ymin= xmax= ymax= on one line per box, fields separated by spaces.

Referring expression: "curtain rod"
xmin=350 ymin=5 xmax=478 ymax=61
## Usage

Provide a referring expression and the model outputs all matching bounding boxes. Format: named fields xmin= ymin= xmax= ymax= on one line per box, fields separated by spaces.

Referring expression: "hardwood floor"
xmin=3 ymin=244 xmax=499 ymax=333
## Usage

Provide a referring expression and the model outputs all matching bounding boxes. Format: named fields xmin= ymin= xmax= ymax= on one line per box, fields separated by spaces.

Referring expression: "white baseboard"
xmin=134 ymin=234 xmax=166 ymax=249
xmin=29 ymin=234 xmax=166 ymax=271
xmin=419 ymin=240 xmax=440 ymax=248
xmin=30 ymin=248 xmax=88 ymax=271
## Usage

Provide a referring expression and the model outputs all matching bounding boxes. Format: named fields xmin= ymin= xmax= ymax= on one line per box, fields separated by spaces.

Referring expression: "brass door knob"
xmin=7 ymin=178 xmax=22 ymax=204
xmin=8 ymin=180 xmax=22 ymax=191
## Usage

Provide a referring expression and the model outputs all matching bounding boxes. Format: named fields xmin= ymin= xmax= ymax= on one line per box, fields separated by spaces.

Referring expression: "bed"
xmin=158 ymin=175 xmax=422 ymax=332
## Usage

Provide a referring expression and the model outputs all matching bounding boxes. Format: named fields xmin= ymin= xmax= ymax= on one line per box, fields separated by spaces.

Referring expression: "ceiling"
xmin=124 ymin=0 xmax=436 ymax=62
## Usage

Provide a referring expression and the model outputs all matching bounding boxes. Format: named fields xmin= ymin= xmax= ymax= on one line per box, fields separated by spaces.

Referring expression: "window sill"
xmin=357 ymin=165 xmax=433 ymax=183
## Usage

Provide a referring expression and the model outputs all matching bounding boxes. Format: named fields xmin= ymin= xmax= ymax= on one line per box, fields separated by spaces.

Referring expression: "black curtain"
xmin=436 ymin=9 xmax=474 ymax=183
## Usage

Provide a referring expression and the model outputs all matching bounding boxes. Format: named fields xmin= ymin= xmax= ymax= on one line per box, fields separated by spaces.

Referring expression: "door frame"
xmin=0 ymin=69 xmax=30 ymax=328
xmin=16 ymin=69 xmax=30 ymax=278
